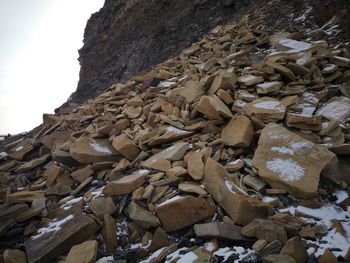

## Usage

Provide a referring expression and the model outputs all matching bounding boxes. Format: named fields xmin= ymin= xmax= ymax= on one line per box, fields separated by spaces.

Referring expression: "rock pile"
xmin=1 ymin=10 xmax=350 ymax=263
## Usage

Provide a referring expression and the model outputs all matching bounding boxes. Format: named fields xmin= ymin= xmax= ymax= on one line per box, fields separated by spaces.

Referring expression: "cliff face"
xmin=69 ymin=0 xmax=264 ymax=103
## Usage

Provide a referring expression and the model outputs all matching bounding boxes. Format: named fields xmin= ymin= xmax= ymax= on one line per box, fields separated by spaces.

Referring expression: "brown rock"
xmin=318 ymin=249 xmax=337 ymax=263
xmin=71 ymin=165 xmax=94 ymax=183
xmin=149 ymin=227 xmax=170 ymax=252
xmin=330 ymin=56 xmax=350 ymax=68
xmin=103 ymin=171 xmax=146 ymax=195
xmin=25 ymin=213 xmax=98 ymax=263
xmin=194 ymin=222 xmax=250 ymax=242
xmin=6 ymin=191 xmax=45 ymax=203
xmin=156 ymin=195 xmax=216 ymax=232
xmin=0 ymin=160 xmax=17 ymax=171
xmin=280 ymin=237 xmax=308 ymax=263
xmin=65 ymin=240 xmax=97 ymax=263
xmin=16 ymin=154 xmax=50 ymax=173
xmin=244 ymin=97 xmax=286 ymax=122
xmin=241 ymin=219 xmax=287 ymax=243
xmin=8 ymin=143 xmax=34 ymax=161
xmin=203 ymin=158 xmax=272 ymax=226
xmin=44 ymin=164 xmax=65 ymax=186
xmin=170 ymin=80 xmax=204 ymax=103
xmin=263 ymin=254 xmax=296 ymax=263
xmin=125 ymin=201 xmax=160 ymax=229
xmin=316 ymin=96 xmax=350 ymax=121
xmin=178 ymin=182 xmax=207 ymax=195
xmin=285 ymin=113 xmax=322 ymax=131
xmin=3 ymin=249 xmax=27 ymax=263
xmin=102 ymin=214 xmax=117 ymax=253
xmin=221 ymin=115 xmax=254 ymax=147
xmin=252 ymin=124 xmax=336 ymax=198
xmin=166 ymin=166 xmax=187 ymax=177
xmin=90 ymin=196 xmax=116 ymax=219
xmin=70 ymin=137 xmax=118 ymax=163
xmin=185 ymin=151 xmax=204 ymax=180
xmin=208 ymin=72 xmax=237 ymax=95
xmin=112 ymin=134 xmax=140 ymax=160
xmin=196 ymin=95 xmax=233 ymax=120
xmin=141 ymin=126 xmax=193 ymax=147
xmin=238 ymin=74 xmax=264 ymax=86
xmin=256 ymin=81 xmax=283 ymax=94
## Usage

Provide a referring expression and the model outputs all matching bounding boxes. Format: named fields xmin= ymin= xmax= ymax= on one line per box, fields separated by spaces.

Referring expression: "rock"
xmin=70 ymin=137 xmax=118 ymax=163
xmin=241 ymin=219 xmax=287 ymax=243
xmin=148 ymin=227 xmax=170 ymax=252
xmin=71 ymin=165 xmax=94 ymax=183
xmin=44 ymin=164 xmax=65 ymax=186
xmin=280 ymin=237 xmax=308 ymax=263
xmin=194 ymin=222 xmax=251 ymax=242
xmin=102 ymin=214 xmax=117 ymax=253
xmin=65 ymin=240 xmax=98 ymax=263
xmin=208 ymin=71 xmax=237 ymax=95
xmin=185 ymin=151 xmax=204 ymax=180
xmin=103 ymin=171 xmax=146 ymax=195
xmin=244 ymin=97 xmax=286 ymax=122
xmin=285 ymin=113 xmax=322 ymax=131
xmin=238 ymin=74 xmax=264 ymax=86
xmin=253 ymin=240 xmax=268 ymax=253
xmin=318 ymin=249 xmax=337 ymax=263
xmin=178 ymin=182 xmax=207 ymax=195
xmin=90 ymin=196 xmax=116 ymax=219
xmin=166 ymin=166 xmax=187 ymax=177
xmin=252 ymin=124 xmax=336 ymax=198
xmin=6 ymin=191 xmax=45 ymax=203
xmin=256 ymin=81 xmax=283 ymax=94
xmin=112 ymin=134 xmax=140 ymax=160
xmin=178 ymin=247 xmax=213 ymax=263
xmin=8 ymin=143 xmax=34 ymax=161
xmin=221 ymin=115 xmax=254 ymax=147
xmin=16 ymin=154 xmax=50 ymax=173
xmin=263 ymin=254 xmax=296 ymax=263
xmin=169 ymin=81 xmax=204 ymax=103
xmin=142 ymin=126 xmax=193 ymax=146
xmin=196 ymin=95 xmax=233 ymax=120
xmin=155 ymin=195 xmax=216 ymax=232
xmin=3 ymin=249 xmax=27 ymax=263
xmin=25 ymin=213 xmax=98 ymax=263
xmin=243 ymin=174 xmax=267 ymax=192
xmin=203 ymin=158 xmax=272 ymax=226
xmin=316 ymin=96 xmax=350 ymax=121
xmin=141 ymin=142 xmax=189 ymax=171
xmin=125 ymin=201 xmax=160 ymax=229
xmin=330 ymin=56 xmax=350 ymax=68
xmin=266 ymin=62 xmax=296 ymax=82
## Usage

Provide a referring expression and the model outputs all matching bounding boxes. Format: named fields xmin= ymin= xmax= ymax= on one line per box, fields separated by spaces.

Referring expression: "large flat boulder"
xmin=252 ymin=124 xmax=336 ymax=198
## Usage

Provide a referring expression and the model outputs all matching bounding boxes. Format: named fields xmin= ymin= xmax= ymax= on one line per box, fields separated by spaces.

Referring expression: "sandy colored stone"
xmin=178 ymin=182 xmax=207 ymax=195
xmin=285 ymin=113 xmax=322 ymax=131
xmin=71 ymin=165 xmax=94 ymax=183
xmin=89 ymin=196 xmax=116 ymax=219
xmin=256 ymin=81 xmax=283 ymax=94
xmin=16 ymin=154 xmax=50 ymax=173
xmin=103 ymin=171 xmax=145 ymax=195
xmin=3 ymin=249 xmax=27 ymax=263
xmin=221 ymin=115 xmax=254 ymax=147
xmin=318 ymin=249 xmax=337 ymax=263
xmin=244 ymin=97 xmax=286 ymax=121
xmin=141 ymin=126 xmax=193 ymax=146
xmin=156 ymin=195 xmax=216 ymax=232
xmin=316 ymin=96 xmax=350 ymax=121
xmin=112 ymin=134 xmax=140 ymax=160
xmin=166 ymin=166 xmax=187 ymax=177
xmin=102 ymin=214 xmax=117 ymax=253
xmin=238 ymin=74 xmax=264 ymax=86
xmin=169 ymin=80 xmax=204 ymax=103
xmin=65 ymin=240 xmax=97 ymax=263
xmin=280 ymin=237 xmax=308 ymax=263
xmin=8 ymin=143 xmax=34 ymax=161
xmin=263 ymin=254 xmax=296 ymax=263
xmin=203 ymin=158 xmax=272 ymax=226
xmin=125 ymin=201 xmax=160 ymax=229
xmin=194 ymin=222 xmax=250 ymax=242
xmin=70 ymin=137 xmax=118 ymax=163
xmin=185 ymin=151 xmax=204 ymax=180
xmin=196 ymin=95 xmax=233 ymax=120
xmin=252 ymin=124 xmax=336 ymax=198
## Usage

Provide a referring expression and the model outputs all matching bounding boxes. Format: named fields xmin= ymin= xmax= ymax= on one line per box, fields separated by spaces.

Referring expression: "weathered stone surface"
xmin=44 ymin=164 xmax=65 ymax=186
xmin=196 ymin=95 xmax=233 ymax=120
xmin=70 ymin=137 xmax=118 ymax=163
xmin=103 ymin=171 xmax=146 ymax=195
xmin=71 ymin=165 xmax=94 ymax=183
xmin=252 ymin=124 xmax=336 ymax=198
xmin=263 ymin=254 xmax=296 ymax=263
xmin=244 ymin=97 xmax=286 ymax=121
xmin=241 ymin=219 xmax=287 ymax=243
xmin=238 ymin=74 xmax=264 ymax=86
xmin=126 ymin=201 xmax=160 ymax=229
xmin=112 ymin=134 xmax=140 ymax=160
xmin=185 ymin=151 xmax=204 ymax=180
xmin=65 ymin=240 xmax=97 ymax=263
xmin=280 ymin=237 xmax=308 ymax=263
xmin=141 ymin=142 xmax=189 ymax=171
xmin=169 ymin=80 xmax=204 ymax=103
xmin=178 ymin=182 xmax=207 ymax=195
xmin=8 ymin=143 xmax=34 ymax=161
xmin=221 ymin=115 xmax=254 ymax=147
xmin=256 ymin=81 xmax=283 ymax=94
xmin=102 ymin=214 xmax=117 ymax=253
xmin=316 ymin=96 xmax=350 ymax=121
xmin=6 ymin=191 xmax=45 ymax=203
xmin=285 ymin=113 xmax=322 ymax=131
xmin=156 ymin=195 xmax=216 ymax=232
xmin=90 ymin=196 xmax=116 ymax=219
xmin=3 ymin=249 xmax=27 ymax=263
xmin=141 ymin=126 xmax=193 ymax=146
xmin=16 ymin=154 xmax=50 ymax=173
xmin=25 ymin=213 xmax=98 ymax=263
xmin=194 ymin=222 xmax=251 ymax=242
xmin=318 ymin=249 xmax=337 ymax=263
xmin=203 ymin=158 xmax=272 ymax=226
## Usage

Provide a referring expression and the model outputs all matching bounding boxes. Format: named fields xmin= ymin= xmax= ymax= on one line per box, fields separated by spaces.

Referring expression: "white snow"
xmin=97 ymin=256 xmax=114 ymax=263
xmin=139 ymin=247 xmax=166 ymax=263
xmin=157 ymin=195 xmax=183 ymax=207
xmin=165 ymin=247 xmax=188 ymax=263
xmin=266 ymin=158 xmax=305 ymax=182
xmin=15 ymin=145 xmax=24 ymax=151
xmin=177 ymin=251 xmax=198 ymax=263
xmin=239 ymin=74 xmax=258 ymax=82
xmin=158 ymin=81 xmax=177 ymax=88
xmin=262 ymin=196 xmax=276 ymax=203
xmin=289 ymin=140 xmax=313 ymax=152
xmin=60 ymin=197 xmax=83 ymax=210
xmin=317 ymin=97 xmax=350 ymax=121
xmin=204 ymin=242 xmax=216 ymax=252
xmin=278 ymin=39 xmax=312 ymax=52
xmin=89 ymin=186 xmax=105 ymax=200
xmin=253 ymin=100 xmax=285 ymax=112
xmin=214 ymin=246 xmax=252 ymax=262
xmin=116 ymin=219 xmax=128 ymax=236
xmin=333 ymin=190 xmax=348 ymax=204
xmin=0 ymin=152 xmax=7 ymax=158
xmin=0 ymin=136 xmax=4 ymax=141
xmin=166 ymin=126 xmax=189 ymax=135
xmin=271 ymin=146 xmax=294 ymax=155
xmin=90 ymin=141 xmax=112 ymax=154
xmin=31 ymin=214 xmax=74 ymax=240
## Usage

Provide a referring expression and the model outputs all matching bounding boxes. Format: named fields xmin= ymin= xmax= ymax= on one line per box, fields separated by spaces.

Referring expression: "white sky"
xmin=0 ymin=0 xmax=104 ymax=134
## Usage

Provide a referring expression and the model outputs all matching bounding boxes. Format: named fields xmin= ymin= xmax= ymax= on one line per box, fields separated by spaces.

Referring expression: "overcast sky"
xmin=0 ymin=0 xmax=104 ymax=135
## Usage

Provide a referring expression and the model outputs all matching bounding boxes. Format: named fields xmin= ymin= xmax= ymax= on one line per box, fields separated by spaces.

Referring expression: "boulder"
xmin=125 ymin=201 xmax=160 ymax=229
xmin=221 ymin=115 xmax=254 ymax=147
xmin=103 ymin=171 xmax=146 ymax=195
xmin=244 ymin=97 xmax=286 ymax=122
xmin=280 ymin=237 xmax=308 ymax=263
xmin=112 ymin=134 xmax=140 ymax=160
xmin=65 ymin=240 xmax=97 ymax=263
xmin=185 ymin=151 xmax=204 ymax=180
xmin=89 ymin=196 xmax=116 ymax=219
xmin=196 ymin=95 xmax=233 ymax=120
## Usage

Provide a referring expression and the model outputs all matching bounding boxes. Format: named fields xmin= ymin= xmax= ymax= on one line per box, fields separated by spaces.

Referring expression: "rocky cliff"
xmin=68 ymin=0 xmax=266 ymax=104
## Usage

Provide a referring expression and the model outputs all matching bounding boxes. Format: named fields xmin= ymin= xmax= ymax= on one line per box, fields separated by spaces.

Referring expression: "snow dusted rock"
xmin=244 ymin=97 xmax=286 ymax=122
xmin=316 ymin=96 xmax=350 ymax=122
xmin=252 ymin=124 xmax=336 ymax=198
xmin=70 ymin=137 xmax=118 ymax=163
xmin=238 ymin=74 xmax=264 ymax=86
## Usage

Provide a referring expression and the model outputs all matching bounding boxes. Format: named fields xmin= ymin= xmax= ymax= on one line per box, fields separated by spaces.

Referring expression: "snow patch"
xmin=32 ymin=214 xmax=74 ymax=240
xmin=333 ymin=190 xmax=348 ymax=204
xmin=253 ymin=100 xmax=285 ymax=112
xmin=177 ymin=251 xmax=198 ymax=263
xmin=271 ymin=146 xmax=294 ymax=155
xmin=139 ymin=247 xmax=166 ymax=263
xmin=266 ymin=158 xmax=305 ymax=182
xmin=90 ymin=141 xmax=112 ymax=154
xmin=157 ymin=195 xmax=183 ymax=207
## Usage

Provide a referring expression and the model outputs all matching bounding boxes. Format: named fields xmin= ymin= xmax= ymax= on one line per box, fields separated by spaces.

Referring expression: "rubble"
xmin=1 ymin=3 xmax=350 ymax=262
